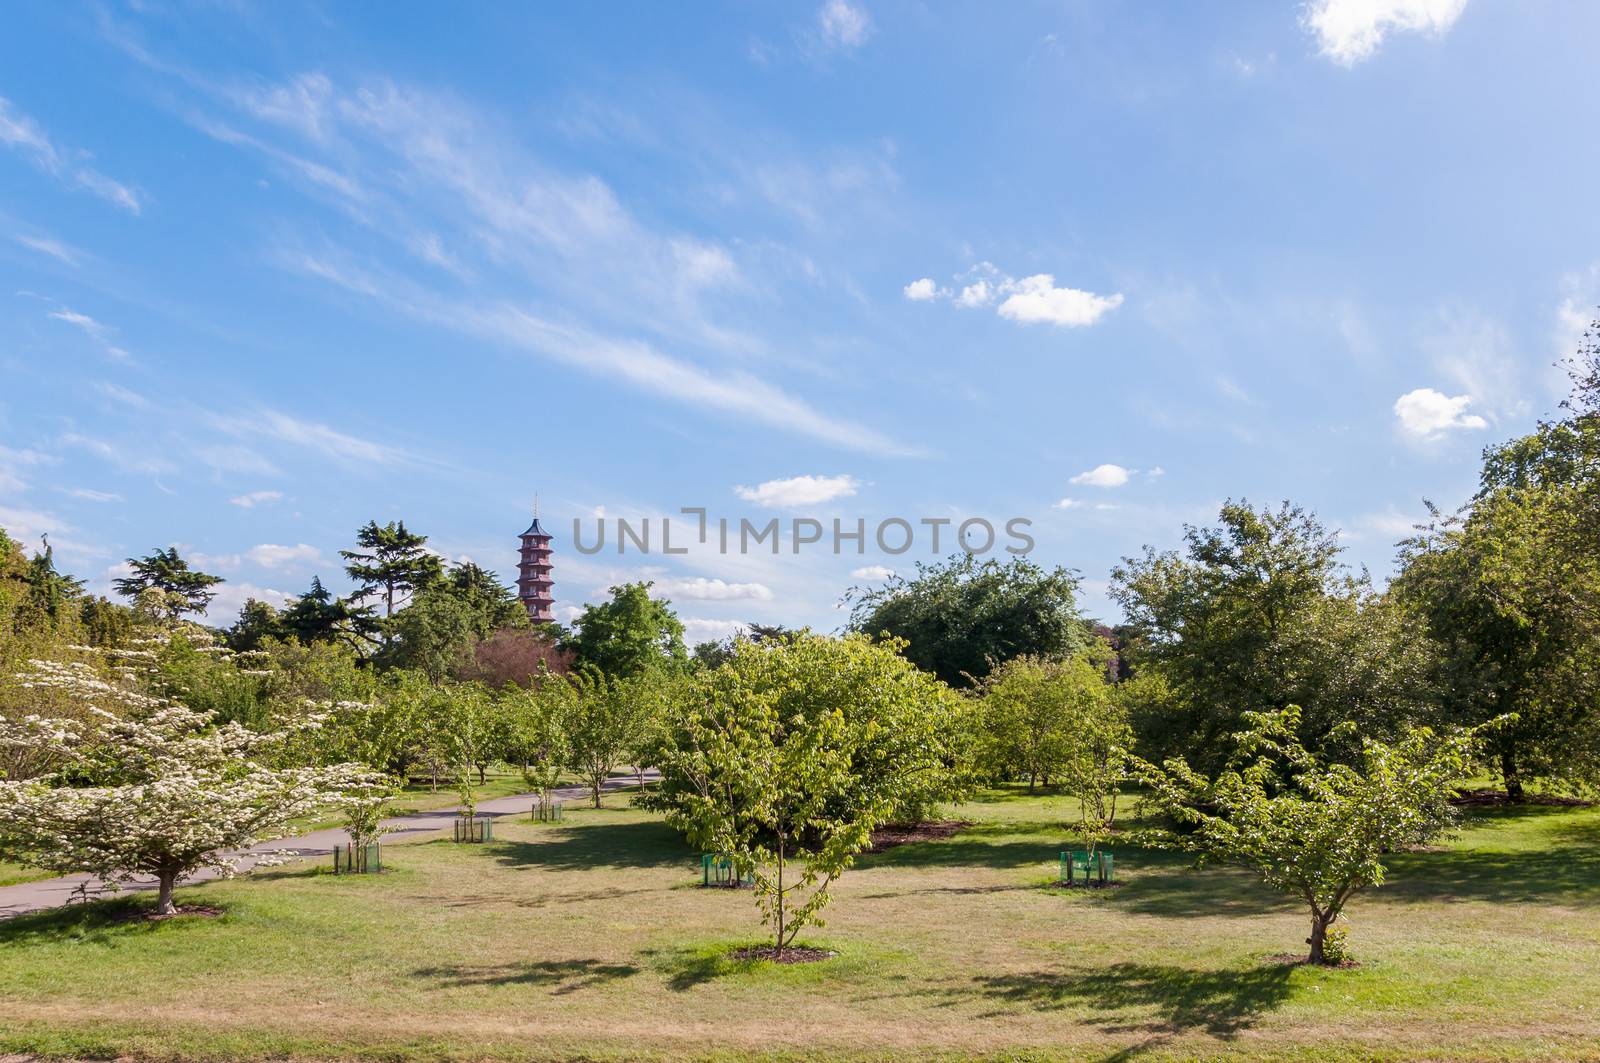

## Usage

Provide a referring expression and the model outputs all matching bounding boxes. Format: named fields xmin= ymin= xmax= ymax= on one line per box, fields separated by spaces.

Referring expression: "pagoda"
xmin=516 ymin=501 xmax=555 ymax=623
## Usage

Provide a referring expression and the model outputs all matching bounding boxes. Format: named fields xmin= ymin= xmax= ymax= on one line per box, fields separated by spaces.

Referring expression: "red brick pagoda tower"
xmin=516 ymin=501 xmax=555 ymax=623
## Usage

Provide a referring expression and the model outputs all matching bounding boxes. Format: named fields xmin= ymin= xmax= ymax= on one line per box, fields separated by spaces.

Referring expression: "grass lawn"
xmin=2 ymin=787 xmax=1598 ymax=1062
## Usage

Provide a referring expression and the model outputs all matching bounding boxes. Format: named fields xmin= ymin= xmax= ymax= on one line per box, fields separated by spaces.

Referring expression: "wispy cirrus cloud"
xmin=0 ymin=97 xmax=142 ymax=213
xmin=105 ymin=46 xmax=916 ymax=457
xmin=14 ymin=233 xmax=82 ymax=265
xmin=228 ymin=489 xmax=284 ymax=508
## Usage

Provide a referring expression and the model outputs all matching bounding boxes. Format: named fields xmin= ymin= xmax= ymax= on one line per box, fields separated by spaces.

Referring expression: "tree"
xmin=113 ymin=547 xmax=223 ymax=620
xmin=1393 ymin=427 xmax=1600 ymax=797
xmin=503 ymin=671 xmax=575 ymax=811
xmin=340 ymin=520 xmax=442 ymax=617
xmin=276 ymin=577 xmax=375 ymax=651
xmin=384 ymin=587 xmax=477 ymax=682
xmin=976 ymin=649 xmax=1132 ymax=851
xmin=564 ymin=581 xmax=688 ymax=677
xmin=384 ymin=562 xmax=532 ymax=681
xmin=1133 ymin=706 xmax=1483 ymax=965
xmin=458 ymin=628 xmax=572 ymax=688
xmin=848 ymin=554 xmax=1087 ymax=688
xmin=563 ymin=669 xmax=651 ymax=807
xmin=643 ymin=635 xmax=969 ymax=957
xmin=0 ymin=703 xmax=379 ymax=915
xmin=1111 ymin=501 xmax=1431 ymax=768
xmin=226 ymin=598 xmax=282 ymax=653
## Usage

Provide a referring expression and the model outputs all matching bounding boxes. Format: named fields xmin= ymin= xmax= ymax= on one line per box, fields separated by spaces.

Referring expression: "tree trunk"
xmin=1307 ymin=910 xmax=1333 ymax=965
xmin=592 ymin=776 xmax=602 ymax=808
xmin=775 ymin=834 xmax=785 ymax=959
xmin=1501 ymin=747 xmax=1525 ymax=802
xmin=155 ymin=869 xmax=179 ymax=917
xmin=477 ymin=763 xmax=487 ymax=786
xmin=1028 ymin=771 xmax=1036 ymax=793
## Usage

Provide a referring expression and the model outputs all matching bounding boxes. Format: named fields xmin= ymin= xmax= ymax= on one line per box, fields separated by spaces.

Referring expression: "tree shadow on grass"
xmin=974 ymin=961 xmax=1294 ymax=1045
xmin=0 ymin=895 xmax=225 ymax=944
xmin=1115 ymin=864 xmax=1298 ymax=918
xmin=413 ymin=958 xmax=641 ymax=994
xmin=856 ymin=822 xmax=1078 ymax=871
xmin=489 ymin=819 xmax=693 ymax=873
xmin=1383 ymin=843 xmax=1600 ymax=905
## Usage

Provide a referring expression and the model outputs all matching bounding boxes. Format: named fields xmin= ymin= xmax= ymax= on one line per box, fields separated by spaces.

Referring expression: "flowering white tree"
xmin=0 ymin=698 xmax=381 ymax=915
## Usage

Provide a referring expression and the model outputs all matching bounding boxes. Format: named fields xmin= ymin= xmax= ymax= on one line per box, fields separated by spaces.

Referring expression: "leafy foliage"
xmin=848 ymin=553 xmax=1087 ymax=688
xmin=112 ymin=547 xmax=223 ymax=620
xmin=643 ymin=634 xmax=970 ymax=954
xmin=563 ymin=581 xmax=688 ymax=677
xmin=1132 ymin=706 xmax=1483 ymax=964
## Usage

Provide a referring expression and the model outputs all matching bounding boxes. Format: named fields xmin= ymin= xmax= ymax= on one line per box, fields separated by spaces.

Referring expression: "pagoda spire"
xmin=516 ymin=498 xmax=555 ymax=623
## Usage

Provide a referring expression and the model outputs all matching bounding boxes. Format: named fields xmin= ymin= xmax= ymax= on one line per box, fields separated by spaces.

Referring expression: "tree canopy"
xmin=848 ymin=553 xmax=1087 ymax=688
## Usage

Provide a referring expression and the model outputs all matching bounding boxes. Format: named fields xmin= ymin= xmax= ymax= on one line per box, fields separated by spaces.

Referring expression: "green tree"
xmin=1393 ymin=422 xmax=1600 ymax=798
xmin=1134 ymin=706 xmax=1484 ymax=965
xmin=848 ymin=554 xmax=1086 ymax=688
xmin=503 ymin=671 xmax=575 ymax=810
xmin=564 ymin=581 xmax=687 ymax=677
xmin=563 ymin=668 xmax=652 ymax=807
xmin=644 ymin=634 xmax=969 ymax=957
xmin=226 ymin=598 xmax=282 ymax=653
xmin=340 ymin=520 xmax=443 ymax=617
xmin=113 ymin=547 xmax=223 ymax=619
xmin=1111 ymin=501 xmax=1430 ymax=768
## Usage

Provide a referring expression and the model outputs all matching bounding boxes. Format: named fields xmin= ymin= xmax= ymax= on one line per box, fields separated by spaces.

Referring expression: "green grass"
xmin=2 ymin=788 xmax=1598 ymax=1061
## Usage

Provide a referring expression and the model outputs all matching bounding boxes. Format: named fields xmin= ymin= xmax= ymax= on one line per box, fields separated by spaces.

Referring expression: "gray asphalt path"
xmin=0 ymin=770 xmax=657 ymax=920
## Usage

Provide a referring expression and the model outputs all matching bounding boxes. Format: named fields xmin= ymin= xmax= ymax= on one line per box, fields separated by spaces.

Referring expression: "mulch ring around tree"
xmin=1044 ymin=879 xmax=1124 ymax=891
xmin=142 ymin=904 xmax=225 ymax=922
xmin=730 ymin=946 xmax=837 ymax=964
xmin=1265 ymin=953 xmax=1361 ymax=969
xmin=865 ymin=820 xmax=971 ymax=852
xmin=1450 ymin=788 xmax=1593 ymax=808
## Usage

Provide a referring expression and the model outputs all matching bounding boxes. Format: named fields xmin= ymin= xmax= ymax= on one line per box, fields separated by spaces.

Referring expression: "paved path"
xmin=0 ymin=771 xmax=657 ymax=920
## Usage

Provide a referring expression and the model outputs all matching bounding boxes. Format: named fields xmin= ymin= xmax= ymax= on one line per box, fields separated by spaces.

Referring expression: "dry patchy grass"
xmin=2 ymin=789 xmax=1599 ymax=1061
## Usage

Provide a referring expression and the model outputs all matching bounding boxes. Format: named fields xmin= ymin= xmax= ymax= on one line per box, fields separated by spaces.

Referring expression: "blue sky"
xmin=2 ymin=0 xmax=1597 ymax=642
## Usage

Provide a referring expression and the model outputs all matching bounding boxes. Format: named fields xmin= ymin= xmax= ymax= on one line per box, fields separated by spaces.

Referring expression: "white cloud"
xmin=14 ymin=234 xmax=80 ymax=265
xmin=48 ymin=307 xmax=129 ymax=359
xmin=1302 ymin=0 xmax=1469 ymax=67
xmin=1147 ymin=466 xmax=1166 ymax=479
xmin=229 ymin=490 xmax=284 ymax=508
xmin=1052 ymin=497 xmax=1081 ymax=510
xmin=850 ymin=565 xmax=895 ymax=580
xmin=956 ymin=280 xmax=993 ymax=308
xmin=48 ymin=308 xmax=111 ymax=342
xmin=245 ymin=543 xmax=322 ymax=569
xmin=997 ymin=274 xmax=1124 ymax=328
xmin=62 ymin=488 xmax=121 ymax=503
xmin=203 ymin=581 xmax=294 ymax=623
xmin=0 ymin=97 xmax=141 ymax=213
xmin=0 ymin=446 xmax=53 ymax=494
xmin=819 ymin=0 xmax=873 ymax=49
xmin=905 ymin=264 xmax=1122 ymax=329
xmin=1556 ymin=266 xmax=1599 ymax=364
xmin=655 ymin=577 xmax=774 ymax=602
xmin=214 ymin=409 xmax=412 ymax=468
xmin=1355 ymin=509 xmax=1423 ymax=539
xmin=735 ymin=474 xmax=861 ymax=508
xmin=1070 ymin=463 xmax=1133 ymax=488
xmin=1393 ymin=388 xmax=1487 ymax=439
xmin=680 ymin=617 xmax=749 ymax=643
